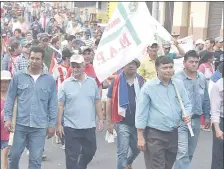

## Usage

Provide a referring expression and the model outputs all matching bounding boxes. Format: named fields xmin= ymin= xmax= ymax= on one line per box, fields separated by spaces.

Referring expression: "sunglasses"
xmin=42 ymin=38 xmax=49 ymax=42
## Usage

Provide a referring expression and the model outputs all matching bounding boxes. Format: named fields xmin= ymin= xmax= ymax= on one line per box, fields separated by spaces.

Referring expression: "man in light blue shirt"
xmin=56 ymin=54 xmax=104 ymax=169
xmin=136 ymin=56 xmax=192 ymax=169
xmin=4 ymin=46 xmax=58 ymax=169
xmin=173 ymin=50 xmax=211 ymax=169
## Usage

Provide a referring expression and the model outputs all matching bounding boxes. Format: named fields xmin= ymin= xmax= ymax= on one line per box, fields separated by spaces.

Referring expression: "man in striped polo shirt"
xmin=82 ymin=31 xmax=94 ymax=48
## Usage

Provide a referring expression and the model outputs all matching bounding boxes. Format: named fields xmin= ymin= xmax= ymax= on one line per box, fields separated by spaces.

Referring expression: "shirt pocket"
xmin=18 ymin=84 xmax=29 ymax=100
xmin=199 ymin=82 xmax=205 ymax=95
xmin=39 ymin=88 xmax=50 ymax=101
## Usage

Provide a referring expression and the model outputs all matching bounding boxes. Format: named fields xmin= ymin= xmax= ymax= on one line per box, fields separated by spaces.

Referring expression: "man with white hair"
xmin=56 ymin=54 xmax=104 ymax=169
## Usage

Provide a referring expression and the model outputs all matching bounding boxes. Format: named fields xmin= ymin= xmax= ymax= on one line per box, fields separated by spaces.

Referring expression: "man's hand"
xmin=56 ymin=124 xmax=64 ymax=139
xmin=215 ymin=129 xmax=223 ymax=140
xmin=4 ymin=120 xmax=13 ymax=133
xmin=204 ymin=119 xmax=211 ymax=129
xmin=107 ymin=121 xmax=114 ymax=134
xmin=183 ymin=115 xmax=191 ymax=124
xmin=47 ymin=127 xmax=55 ymax=139
xmin=98 ymin=120 xmax=104 ymax=132
xmin=137 ymin=135 xmax=146 ymax=151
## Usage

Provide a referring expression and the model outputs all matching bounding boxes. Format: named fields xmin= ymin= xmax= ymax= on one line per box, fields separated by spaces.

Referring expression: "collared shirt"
xmin=14 ymin=53 xmax=49 ymax=74
xmin=138 ymin=55 xmax=157 ymax=81
xmin=58 ymin=75 xmax=100 ymax=129
xmin=174 ymin=70 xmax=210 ymax=119
xmin=210 ymin=78 xmax=223 ymax=123
xmin=135 ymin=77 xmax=192 ymax=132
xmin=4 ymin=68 xmax=58 ymax=128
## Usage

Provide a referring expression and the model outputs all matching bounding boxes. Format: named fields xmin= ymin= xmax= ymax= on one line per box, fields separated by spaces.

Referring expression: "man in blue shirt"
xmin=173 ymin=50 xmax=211 ymax=169
xmin=4 ymin=46 xmax=58 ymax=169
xmin=56 ymin=54 xmax=104 ymax=169
xmin=136 ymin=56 xmax=192 ymax=169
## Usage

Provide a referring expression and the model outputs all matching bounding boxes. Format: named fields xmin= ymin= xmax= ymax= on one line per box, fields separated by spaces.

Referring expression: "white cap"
xmin=70 ymin=54 xmax=84 ymax=63
xmin=1 ymin=70 xmax=12 ymax=80
xmin=148 ymin=40 xmax=158 ymax=47
xmin=195 ymin=39 xmax=205 ymax=45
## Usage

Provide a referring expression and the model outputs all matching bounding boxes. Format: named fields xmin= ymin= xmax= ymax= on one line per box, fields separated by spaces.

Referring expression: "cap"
xmin=162 ymin=41 xmax=171 ymax=48
xmin=195 ymin=39 xmax=205 ymax=45
xmin=70 ymin=54 xmax=84 ymax=63
xmin=133 ymin=58 xmax=141 ymax=68
xmin=38 ymin=33 xmax=49 ymax=40
xmin=80 ymin=46 xmax=91 ymax=53
xmin=21 ymin=39 xmax=32 ymax=47
xmin=62 ymin=48 xmax=73 ymax=58
xmin=148 ymin=40 xmax=158 ymax=47
xmin=72 ymin=39 xmax=86 ymax=46
xmin=215 ymin=37 xmax=223 ymax=43
xmin=1 ymin=70 xmax=12 ymax=80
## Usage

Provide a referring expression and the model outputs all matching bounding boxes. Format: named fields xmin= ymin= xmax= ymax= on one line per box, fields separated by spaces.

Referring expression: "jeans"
xmin=64 ymin=127 xmax=96 ymax=169
xmin=115 ymin=122 xmax=140 ymax=169
xmin=173 ymin=117 xmax=201 ymax=169
xmin=211 ymin=118 xmax=224 ymax=169
xmin=8 ymin=124 xmax=46 ymax=169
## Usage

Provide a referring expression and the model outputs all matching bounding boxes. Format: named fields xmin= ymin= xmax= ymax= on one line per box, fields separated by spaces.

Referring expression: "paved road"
xmin=14 ymin=130 xmax=212 ymax=169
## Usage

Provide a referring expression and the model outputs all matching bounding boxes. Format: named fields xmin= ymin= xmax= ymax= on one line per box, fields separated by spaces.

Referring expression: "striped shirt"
xmin=210 ymin=78 xmax=224 ymax=123
xmin=52 ymin=64 xmax=70 ymax=90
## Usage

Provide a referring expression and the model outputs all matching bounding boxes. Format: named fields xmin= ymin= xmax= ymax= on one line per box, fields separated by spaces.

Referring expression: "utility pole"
xmin=152 ymin=2 xmax=159 ymax=21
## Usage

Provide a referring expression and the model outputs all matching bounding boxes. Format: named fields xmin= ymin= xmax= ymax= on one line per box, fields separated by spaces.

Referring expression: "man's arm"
xmin=4 ymin=74 xmax=18 ymax=121
xmin=106 ymin=98 xmax=112 ymax=122
xmin=48 ymin=79 xmax=58 ymax=128
xmin=135 ymin=86 xmax=150 ymax=129
xmin=94 ymin=81 xmax=103 ymax=121
xmin=202 ymin=80 xmax=211 ymax=120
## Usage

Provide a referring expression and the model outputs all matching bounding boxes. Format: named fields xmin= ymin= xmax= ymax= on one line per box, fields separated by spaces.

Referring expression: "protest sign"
xmin=93 ymin=2 xmax=172 ymax=82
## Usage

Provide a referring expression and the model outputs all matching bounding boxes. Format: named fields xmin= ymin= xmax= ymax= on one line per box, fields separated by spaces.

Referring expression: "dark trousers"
xmin=64 ymin=127 xmax=97 ymax=169
xmin=211 ymin=118 xmax=224 ymax=169
xmin=144 ymin=127 xmax=178 ymax=169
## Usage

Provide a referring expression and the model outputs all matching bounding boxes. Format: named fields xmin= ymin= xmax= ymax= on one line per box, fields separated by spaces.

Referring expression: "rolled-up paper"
xmin=173 ymin=80 xmax=194 ymax=137
xmin=8 ymin=98 xmax=18 ymax=146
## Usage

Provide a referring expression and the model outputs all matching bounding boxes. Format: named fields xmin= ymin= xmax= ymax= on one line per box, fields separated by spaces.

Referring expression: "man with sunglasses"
xmin=56 ymin=54 xmax=104 ymax=169
xmin=138 ymin=41 xmax=159 ymax=81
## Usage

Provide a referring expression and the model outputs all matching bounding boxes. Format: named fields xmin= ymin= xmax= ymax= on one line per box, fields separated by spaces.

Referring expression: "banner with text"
xmin=93 ymin=2 xmax=172 ymax=82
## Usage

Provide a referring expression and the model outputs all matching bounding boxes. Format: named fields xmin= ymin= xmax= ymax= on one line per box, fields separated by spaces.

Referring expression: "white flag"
xmin=93 ymin=2 xmax=172 ymax=82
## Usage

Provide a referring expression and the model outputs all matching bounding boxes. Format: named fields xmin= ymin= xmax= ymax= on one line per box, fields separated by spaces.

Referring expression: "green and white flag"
xmin=93 ymin=2 xmax=171 ymax=82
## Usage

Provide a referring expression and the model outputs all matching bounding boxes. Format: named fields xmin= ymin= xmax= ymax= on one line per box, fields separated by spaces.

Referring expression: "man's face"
xmin=72 ymin=21 xmax=77 ymax=27
xmin=71 ymin=62 xmax=84 ymax=78
xmin=1 ymin=80 xmax=10 ymax=92
xmin=54 ymin=41 xmax=60 ymax=49
xmin=148 ymin=44 xmax=159 ymax=57
xmin=163 ymin=46 xmax=171 ymax=55
xmin=93 ymin=32 xmax=97 ymax=38
xmin=183 ymin=57 xmax=199 ymax=72
xmin=197 ymin=43 xmax=204 ymax=50
xmin=83 ymin=50 xmax=91 ymax=65
xmin=22 ymin=44 xmax=31 ymax=54
xmin=29 ymin=52 xmax=43 ymax=70
xmin=84 ymin=34 xmax=90 ymax=40
xmin=90 ymin=22 xmax=94 ymax=29
xmin=205 ymin=40 xmax=212 ymax=50
xmin=14 ymin=45 xmax=22 ymax=55
xmin=26 ymin=34 xmax=33 ymax=41
xmin=84 ymin=22 xmax=88 ymax=27
xmin=216 ymin=41 xmax=223 ymax=49
xmin=41 ymin=38 xmax=49 ymax=48
xmin=156 ymin=63 xmax=174 ymax=80
xmin=14 ymin=31 xmax=20 ymax=38
xmin=123 ymin=61 xmax=137 ymax=75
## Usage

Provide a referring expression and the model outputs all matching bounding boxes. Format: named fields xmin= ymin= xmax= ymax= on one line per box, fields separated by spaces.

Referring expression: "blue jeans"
xmin=8 ymin=124 xmax=46 ymax=169
xmin=173 ymin=117 xmax=201 ymax=169
xmin=115 ymin=122 xmax=140 ymax=169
